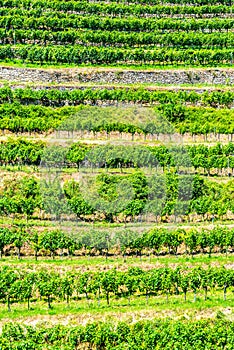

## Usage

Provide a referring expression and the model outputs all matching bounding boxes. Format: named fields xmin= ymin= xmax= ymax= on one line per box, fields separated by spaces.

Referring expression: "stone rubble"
xmin=1 ymin=66 xmax=234 ymax=85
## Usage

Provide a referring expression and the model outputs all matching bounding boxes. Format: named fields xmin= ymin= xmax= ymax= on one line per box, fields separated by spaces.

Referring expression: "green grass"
xmin=2 ymin=79 xmax=234 ymax=90
xmin=0 ymin=290 xmax=233 ymax=324
xmin=1 ymin=252 xmax=234 ymax=269
xmin=1 ymin=60 xmax=234 ymax=71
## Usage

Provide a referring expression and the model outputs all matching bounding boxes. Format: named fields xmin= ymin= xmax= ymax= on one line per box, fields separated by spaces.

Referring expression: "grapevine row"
xmin=1 ymin=156 xmax=233 ymax=221
xmin=1 ymin=138 xmax=234 ymax=170
xmin=1 ymin=225 xmax=234 ymax=259
xmin=0 ymin=265 xmax=234 ymax=311
xmin=1 ymin=2 xmax=233 ymax=17
xmin=1 ymin=0 xmax=232 ymax=7
xmin=1 ymin=45 xmax=234 ymax=66
xmin=59 ymin=105 xmax=234 ymax=136
xmin=1 ymin=15 xmax=233 ymax=32
xmin=82 ymin=0 xmax=234 ymax=4
xmin=2 ymin=319 xmax=234 ymax=350
xmin=2 ymin=29 xmax=234 ymax=49
xmin=0 ymin=87 xmax=233 ymax=108
xmin=0 ymin=103 xmax=233 ymax=135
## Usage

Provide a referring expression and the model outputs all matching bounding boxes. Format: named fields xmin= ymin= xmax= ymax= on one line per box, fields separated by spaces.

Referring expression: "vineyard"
xmin=0 ymin=0 xmax=234 ymax=348
xmin=0 ymin=0 xmax=234 ymax=66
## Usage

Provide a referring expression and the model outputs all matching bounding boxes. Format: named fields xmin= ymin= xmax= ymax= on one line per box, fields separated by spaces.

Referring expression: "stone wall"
xmin=1 ymin=66 xmax=234 ymax=85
